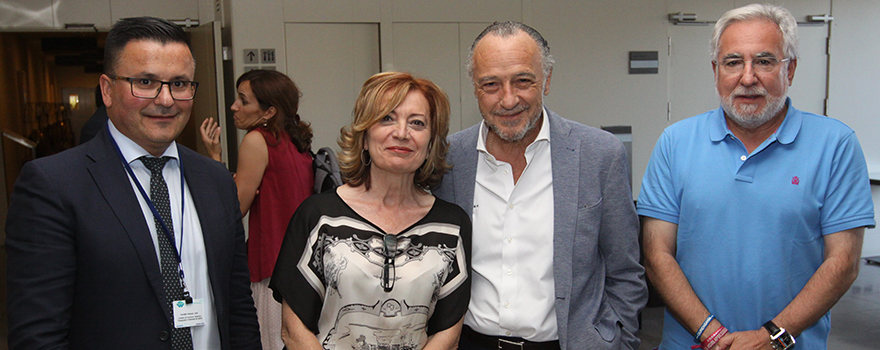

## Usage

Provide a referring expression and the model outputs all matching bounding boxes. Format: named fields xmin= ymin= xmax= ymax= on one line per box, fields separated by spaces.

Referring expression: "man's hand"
xmin=713 ymin=329 xmax=773 ymax=350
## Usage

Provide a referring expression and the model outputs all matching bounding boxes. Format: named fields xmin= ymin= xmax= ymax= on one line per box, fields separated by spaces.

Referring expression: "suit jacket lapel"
xmin=453 ymin=125 xmax=481 ymax=217
xmin=548 ymin=110 xmax=578 ymax=298
xmin=86 ymin=130 xmax=170 ymax=318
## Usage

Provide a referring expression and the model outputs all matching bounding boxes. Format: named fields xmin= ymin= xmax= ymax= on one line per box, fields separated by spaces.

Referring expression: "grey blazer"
xmin=433 ymin=109 xmax=647 ymax=350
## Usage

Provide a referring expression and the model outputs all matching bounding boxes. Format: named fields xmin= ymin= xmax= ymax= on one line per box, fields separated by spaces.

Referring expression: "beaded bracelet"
xmin=695 ymin=314 xmax=715 ymax=342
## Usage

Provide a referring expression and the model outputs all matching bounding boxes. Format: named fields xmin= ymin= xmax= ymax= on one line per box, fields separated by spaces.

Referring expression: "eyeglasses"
xmin=381 ymin=234 xmax=397 ymax=292
xmin=716 ymin=56 xmax=791 ymax=75
xmin=108 ymin=75 xmax=199 ymax=100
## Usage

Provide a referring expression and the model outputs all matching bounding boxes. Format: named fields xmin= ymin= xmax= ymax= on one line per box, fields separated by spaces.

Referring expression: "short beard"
xmin=719 ymin=88 xmax=786 ymax=129
xmin=481 ymin=89 xmax=544 ymax=143
xmin=485 ymin=108 xmax=541 ymax=142
xmin=718 ymin=69 xmax=789 ymax=130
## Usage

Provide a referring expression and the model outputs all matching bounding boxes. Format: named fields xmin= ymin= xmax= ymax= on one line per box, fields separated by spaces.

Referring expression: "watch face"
xmin=777 ymin=332 xmax=796 ymax=350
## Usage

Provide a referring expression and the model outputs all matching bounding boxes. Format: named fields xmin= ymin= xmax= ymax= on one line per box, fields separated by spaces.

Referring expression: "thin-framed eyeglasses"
xmin=381 ymin=234 xmax=397 ymax=292
xmin=108 ymin=75 xmax=199 ymax=100
xmin=716 ymin=56 xmax=791 ymax=75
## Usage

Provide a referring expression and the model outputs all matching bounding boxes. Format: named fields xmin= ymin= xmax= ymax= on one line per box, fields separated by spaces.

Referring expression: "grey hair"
xmin=465 ymin=21 xmax=555 ymax=81
xmin=710 ymin=3 xmax=799 ymax=61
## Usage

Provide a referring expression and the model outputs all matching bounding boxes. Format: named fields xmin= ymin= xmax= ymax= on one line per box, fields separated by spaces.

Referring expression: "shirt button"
xmin=159 ymin=331 xmax=169 ymax=341
xmin=507 ymin=237 xmax=513 ymax=243
xmin=509 ymin=204 xmax=515 ymax=209
xmin=504 ymin=302 xmax=510 ymax=308
xmin=507 ymin=269 xmax=512 ymax=275
xmin=506 ymin=331 xmax=512 ymax=336
xmin=503 ymin=170 xmax=509 ymax=175
xmin=740 ymin=155 xmax=747 ymax=161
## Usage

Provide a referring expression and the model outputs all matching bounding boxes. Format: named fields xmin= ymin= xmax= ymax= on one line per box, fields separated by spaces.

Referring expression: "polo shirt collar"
xmin=709 ymin=97 xmax=800 ymax=145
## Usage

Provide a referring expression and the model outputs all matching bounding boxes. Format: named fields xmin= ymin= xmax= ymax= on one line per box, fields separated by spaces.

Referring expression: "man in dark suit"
xmin=6 ymin=17 xmax=261 ymax=350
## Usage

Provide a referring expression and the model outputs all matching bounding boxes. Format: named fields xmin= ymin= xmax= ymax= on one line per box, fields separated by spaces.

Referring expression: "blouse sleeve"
xmin=269 ymin=195 xmax=325 ymax=333
xmin=426 ymin=204 xmax=472 ymax=335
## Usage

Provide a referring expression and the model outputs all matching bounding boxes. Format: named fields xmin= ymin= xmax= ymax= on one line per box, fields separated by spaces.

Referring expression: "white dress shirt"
xmin=466 ymin=109 xmax=557 ymax=341
xmin=108 ymin=120 xmax=221 ymax=350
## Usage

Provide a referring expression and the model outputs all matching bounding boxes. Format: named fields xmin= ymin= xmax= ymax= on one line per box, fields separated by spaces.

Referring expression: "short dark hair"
xmin=236 ymin=69 xmax=313 ymax=153
xmin=104 ymin=17 xmax=191 ymax=75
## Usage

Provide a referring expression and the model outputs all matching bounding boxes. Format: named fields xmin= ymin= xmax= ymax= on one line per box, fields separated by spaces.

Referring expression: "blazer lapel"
xmin=548 ymin=110 xmax=578 ymax=298
xmin=452 ymin=126 xmax=481 ymax=217
xmin=86 ymin=130 xmax=170 ymax=317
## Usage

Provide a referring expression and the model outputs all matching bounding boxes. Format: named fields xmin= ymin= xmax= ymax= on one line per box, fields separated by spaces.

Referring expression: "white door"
xmin=667 ymin=2 xmax=831 ymax=123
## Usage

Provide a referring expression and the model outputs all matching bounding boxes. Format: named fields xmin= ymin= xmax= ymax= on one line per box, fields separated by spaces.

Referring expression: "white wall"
xmin=828 ymin=0 xmax=880 ymax=257
xmin=227 ymin=0 xmax=878 ymax=254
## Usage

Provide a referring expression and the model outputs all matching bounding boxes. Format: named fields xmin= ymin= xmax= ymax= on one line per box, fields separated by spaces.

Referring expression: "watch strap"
xmin=763 ymin=321 xmax=796 ymax=350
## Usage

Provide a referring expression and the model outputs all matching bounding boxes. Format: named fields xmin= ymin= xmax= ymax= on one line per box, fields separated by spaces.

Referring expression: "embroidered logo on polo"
xmin=792 ymin=176 xmax=800 ymax=185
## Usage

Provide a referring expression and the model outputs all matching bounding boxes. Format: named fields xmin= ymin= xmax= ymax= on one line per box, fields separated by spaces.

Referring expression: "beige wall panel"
xmin=785 ymin=25 xmax=827 ymax=116
xmin=667 ymin=0 xmax=736 ymax=22
xmin=459 ymin=23 xmax=492 ymax=132
xmin=110 ymin=0 xmax=199 ymax=23
xmin=391 ymin=23 xmax=463 ymax=132
xmin=390 ymin=0 xmax=521 ymax=23
xmin=827 ymin=0 xmax=880 ymax=257
xmin=530 ymin=0 xmax=669 ymax=198
xmin=737 ymin=0 xmax=831 ymax=19
xmin=285 ymin=23 xmax=380 ymax=151
xmin=52 ymin=0 xmax=111 ymax=29
xmin=0 ymin=0 xmax=54 ymax=28
xmin=282 ymin=0 xmax=382 ymax=22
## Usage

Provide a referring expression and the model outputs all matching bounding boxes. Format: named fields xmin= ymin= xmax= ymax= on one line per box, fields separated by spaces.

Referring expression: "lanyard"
xmin=109 ymin=134 xmax=191 ymax=299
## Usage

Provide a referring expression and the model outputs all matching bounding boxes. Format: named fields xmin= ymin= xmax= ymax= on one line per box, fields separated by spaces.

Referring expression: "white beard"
xmin=718 ymin=68 xmax=789 ymax=130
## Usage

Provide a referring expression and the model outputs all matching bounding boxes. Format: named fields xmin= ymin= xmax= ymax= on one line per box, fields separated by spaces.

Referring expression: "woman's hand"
xmin=199 ymin=117 xmax=223 ymax=162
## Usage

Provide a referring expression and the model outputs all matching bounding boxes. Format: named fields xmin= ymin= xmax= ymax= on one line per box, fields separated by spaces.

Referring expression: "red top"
xmin=248 ymin=127 xmax=314 ymax=282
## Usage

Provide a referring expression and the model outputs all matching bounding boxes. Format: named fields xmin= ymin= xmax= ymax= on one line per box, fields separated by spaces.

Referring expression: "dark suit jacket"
xmin=5 ymin=128 xmax=261 ymax=350
xmin=78 ymin=106 xmax=108 ymax=145
xmin=433 ymin=109 xmax=647 ymax=350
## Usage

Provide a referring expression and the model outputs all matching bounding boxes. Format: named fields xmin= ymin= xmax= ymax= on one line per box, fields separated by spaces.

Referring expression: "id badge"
xmin=173 ymin=298 xmax=206 ymax=328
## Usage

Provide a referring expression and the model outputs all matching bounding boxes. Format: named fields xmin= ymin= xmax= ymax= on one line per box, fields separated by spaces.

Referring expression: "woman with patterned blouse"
xmin=270 ymin=72 xmax=471 ymax=350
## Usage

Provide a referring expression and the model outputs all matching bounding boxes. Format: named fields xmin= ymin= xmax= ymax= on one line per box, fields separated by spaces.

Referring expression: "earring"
xmin=361 ymin=149 xmax=371 ymax=166
xmin=262 ymin=119 xmax=268 ymax=127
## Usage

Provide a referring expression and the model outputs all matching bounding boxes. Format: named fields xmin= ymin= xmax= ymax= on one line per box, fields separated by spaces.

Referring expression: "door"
xmin=185 ymin=21 xmax=227 ymax=161
xmin=667 ymin=4 xmax=831 ymax=124
xmin=285 ymin=23 xmax=380 ymax=152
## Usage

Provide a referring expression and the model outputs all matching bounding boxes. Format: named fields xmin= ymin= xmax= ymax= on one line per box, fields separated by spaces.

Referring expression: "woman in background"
xmin=200 ymin=69 xmax=314 ymax=349
xmin=270 ymin=72 xmax=471 ymax=350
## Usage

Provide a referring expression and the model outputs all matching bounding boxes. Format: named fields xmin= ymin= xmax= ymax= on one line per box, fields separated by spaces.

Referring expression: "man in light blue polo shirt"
xmin=638 ymin=4 xmax=874 ymax=350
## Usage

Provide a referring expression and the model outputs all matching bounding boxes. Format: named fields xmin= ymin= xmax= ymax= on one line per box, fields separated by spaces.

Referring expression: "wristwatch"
xmin=763 ymin=321 xmax=796 ymax=350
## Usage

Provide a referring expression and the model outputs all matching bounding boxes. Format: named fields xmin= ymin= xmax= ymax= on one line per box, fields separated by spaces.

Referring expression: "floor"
xmin=637 ymin=259 xmax=880 ymax=350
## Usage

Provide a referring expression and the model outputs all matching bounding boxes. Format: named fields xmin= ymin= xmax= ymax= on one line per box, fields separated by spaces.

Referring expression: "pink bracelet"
xmin=701 ymin=326 xmax=728 ymax=350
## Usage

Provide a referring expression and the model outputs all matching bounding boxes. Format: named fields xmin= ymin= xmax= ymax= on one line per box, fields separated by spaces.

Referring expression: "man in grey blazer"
xmin=433 ymin=21 xmax=646 ymax=350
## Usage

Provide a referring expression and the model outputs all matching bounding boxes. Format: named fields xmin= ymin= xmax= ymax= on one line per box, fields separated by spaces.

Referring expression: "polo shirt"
xmin=637 ymin=99 xmax=875 ymax=350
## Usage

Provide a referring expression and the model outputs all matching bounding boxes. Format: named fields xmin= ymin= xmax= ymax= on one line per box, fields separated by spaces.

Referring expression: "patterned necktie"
xmin=140 ymin=156 xmax=193 ymax=350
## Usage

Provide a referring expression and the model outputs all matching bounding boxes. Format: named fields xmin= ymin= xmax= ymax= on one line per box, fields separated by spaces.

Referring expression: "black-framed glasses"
xmin=108 ymin=75 xmax=199 ymax=100
xmin=381 ymin=234 xmax=397 ymax=292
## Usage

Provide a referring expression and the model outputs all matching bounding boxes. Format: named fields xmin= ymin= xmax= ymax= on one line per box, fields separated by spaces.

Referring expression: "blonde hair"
xmin=338 ymin=72 xmax=451 ymax=190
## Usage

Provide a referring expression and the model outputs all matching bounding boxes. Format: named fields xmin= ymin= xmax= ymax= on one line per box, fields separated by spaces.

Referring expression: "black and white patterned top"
xmin=270 ymin=189 xmax=471 ymax=350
